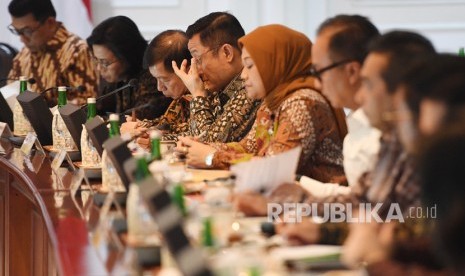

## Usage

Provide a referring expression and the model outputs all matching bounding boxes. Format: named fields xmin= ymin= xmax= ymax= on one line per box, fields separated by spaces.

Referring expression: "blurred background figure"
xmin=419 ymin=125 xmax=465 ymax=276
xmin=340 ymin=53 xmax=465 ymax=276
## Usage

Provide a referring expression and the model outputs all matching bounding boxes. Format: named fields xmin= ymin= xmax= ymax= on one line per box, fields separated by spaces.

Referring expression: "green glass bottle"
xmin=459 ymin=47 xmax=465 ymax=57
xmin=108 ymin=114 xmax=120 ymax=137
xmin=249 ymin=267 xmax=261 ymax=276
xmin=172 ymin=184 xmax=186 ymax=216
xmin=202 ymin=217 xmax=214 ymax=247
xmin=14 ymin=75 xmax=33 ymax=135
xmin=86 ymin=98 xmax=97 ymax=121
xmin=19 ymin=76 xmax=27 ymax=93
xmin=150 ymin=130 xmax=162 ymax=161
xmin=57 ymin=86 xmax=67 ymax=108
xmin=134 ymin=153 xmax=151 ymax=182
xmin=127 ymin=150 xmax=157 ymax=240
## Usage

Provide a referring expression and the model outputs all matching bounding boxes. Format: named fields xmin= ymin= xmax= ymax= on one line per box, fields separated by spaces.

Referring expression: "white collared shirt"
xmin=299 ymin=108 xmax=381 ymax=197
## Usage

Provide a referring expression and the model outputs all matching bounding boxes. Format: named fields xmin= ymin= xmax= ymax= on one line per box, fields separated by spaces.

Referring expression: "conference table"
xmin=0 ymin=137 xmax=108 ymax=275
xmin=0 ymin=136 xmax=346 ymax=275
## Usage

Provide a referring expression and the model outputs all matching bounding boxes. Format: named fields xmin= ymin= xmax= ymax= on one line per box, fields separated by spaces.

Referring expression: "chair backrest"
xmin=0 ymin=43 xmax=18 ymax=87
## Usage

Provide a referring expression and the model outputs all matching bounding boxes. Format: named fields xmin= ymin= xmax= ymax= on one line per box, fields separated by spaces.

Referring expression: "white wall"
xmin=326 ymin=0 xmax=465 ymax=53
xmin=92 ymin=0 xmax=464 ymax=53
xmin=1 ymin=0 xmax=464 ymax=53
xmin=91 ymin=0 xmax=327 ymax=41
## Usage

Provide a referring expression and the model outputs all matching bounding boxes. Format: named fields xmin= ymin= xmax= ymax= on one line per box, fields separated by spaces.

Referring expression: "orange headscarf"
xmin=238 ymin=24 xmax=347 ymax=139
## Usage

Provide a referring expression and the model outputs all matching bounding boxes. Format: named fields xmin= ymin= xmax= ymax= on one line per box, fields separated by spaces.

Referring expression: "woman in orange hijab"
xmin=179 ymin=24 xmax=346 ymax=184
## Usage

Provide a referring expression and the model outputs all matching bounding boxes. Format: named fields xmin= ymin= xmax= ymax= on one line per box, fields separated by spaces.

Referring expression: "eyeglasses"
xmin=194 ymin=45 xmax=221 ymax=67
xmin=309 ymin=59 xmax=355 ymax=81
xmin=92 ymin=56 xmax=118 ymax=69
xmin=7 ymin=22 xmax=44 ymax=37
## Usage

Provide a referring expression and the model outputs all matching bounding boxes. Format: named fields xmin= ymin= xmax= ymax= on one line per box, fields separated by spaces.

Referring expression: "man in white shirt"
xmin=300 ymin=15 xmax=382 ymax=196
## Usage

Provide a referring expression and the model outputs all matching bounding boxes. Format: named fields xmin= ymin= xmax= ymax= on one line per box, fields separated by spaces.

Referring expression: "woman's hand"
xmin=177 ymin=136 xmax=216 ymax=168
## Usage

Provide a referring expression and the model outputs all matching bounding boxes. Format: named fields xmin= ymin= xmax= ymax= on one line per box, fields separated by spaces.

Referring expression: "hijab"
xmin=238 ymin=24 xmax=347 ymax=138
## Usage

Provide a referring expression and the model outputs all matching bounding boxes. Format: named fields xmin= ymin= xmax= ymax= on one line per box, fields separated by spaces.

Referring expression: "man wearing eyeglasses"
xmin=306 ymin=15 xmax=383 ymax=189
xmin=7 ymin=0 xmax=97 ymax=107
xmin=170 ymin=12 xmax=261 ymax=143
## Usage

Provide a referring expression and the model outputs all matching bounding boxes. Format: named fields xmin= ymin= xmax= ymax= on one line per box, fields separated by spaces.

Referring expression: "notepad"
xmin=231 ymin=146 xmax=301 ymax=195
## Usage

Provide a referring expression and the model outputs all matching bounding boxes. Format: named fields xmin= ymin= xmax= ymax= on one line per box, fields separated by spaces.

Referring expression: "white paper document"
xmin=0 ymin=81 xmax=19 ymax=109
xmin=231 ymin=146 xmax=301 ymax=195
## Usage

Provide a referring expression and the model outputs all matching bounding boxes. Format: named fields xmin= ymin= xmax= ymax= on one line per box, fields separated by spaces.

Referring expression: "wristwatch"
xmin=205 ymin=151 xmax=216 ymax=167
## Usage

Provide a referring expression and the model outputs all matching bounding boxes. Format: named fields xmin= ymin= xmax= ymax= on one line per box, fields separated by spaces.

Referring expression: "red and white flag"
xmin=52 ymin=0 xmax=94 ymax=40
xmin=1 ymin=0 xmax=94 ymax=50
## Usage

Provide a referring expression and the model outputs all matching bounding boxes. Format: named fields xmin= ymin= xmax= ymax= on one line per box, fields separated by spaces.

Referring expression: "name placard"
xmin=20 ymin=132 xmax=36 ymax=155
xmin=51 ymin=149 xmax=76 ymax=172
xmin=51 ymin=149 xmax=67 ymax=171
xmin=0 ymin=122 xmax=12 ymax=138
xmin=70 ymin=169 xmax=85 ymax=199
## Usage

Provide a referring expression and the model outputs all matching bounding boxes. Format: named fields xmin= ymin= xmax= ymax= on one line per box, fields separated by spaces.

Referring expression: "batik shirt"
xmin=163 ymin=74 xmax=261 ymax=142
xmin=139 ymin=94 xmax=192 ymax=135
xmin=8 ymin=23 xmax=97 ymax=106
xmin=211 ymin=89 xmax=345 ymax=184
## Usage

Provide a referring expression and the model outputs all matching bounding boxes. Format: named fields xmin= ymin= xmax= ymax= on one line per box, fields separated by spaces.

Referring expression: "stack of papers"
xmin=231 ymin=147 xmax=301 ymax=195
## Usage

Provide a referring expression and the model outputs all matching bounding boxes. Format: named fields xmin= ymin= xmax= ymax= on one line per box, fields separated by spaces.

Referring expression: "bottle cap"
xmin=149 ymin=129 xmax=162 ymax=139
xmin=19 ymin=76 xmax=27 ymax=81
xmin=109 ymin=113 xmax=120 ymax=121
xmin=87 ymin=97 xmax=96 ymax=104
xmin=58 ymin=86 xmax=67 ymax=92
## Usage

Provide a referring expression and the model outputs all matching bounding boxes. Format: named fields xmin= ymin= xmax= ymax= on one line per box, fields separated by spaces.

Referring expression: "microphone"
xmin=40 ymin=85 xmax=86 ymax=95
xmin=120 ymin=103 xmax=152 ymax=115
xmin=0 ymin=77 xmax=36 ymax=84
xmin=81 ymin=78 xmax=138 ymax=109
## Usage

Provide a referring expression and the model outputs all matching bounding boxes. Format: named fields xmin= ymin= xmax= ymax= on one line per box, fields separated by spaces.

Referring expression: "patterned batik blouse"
xmin=8 ymin=23 xmax=98 ymax=106
xmin=163 ymin=74 xmax=261 ymax=143
xmin=211 ymin=89 xmax=345 ymax=184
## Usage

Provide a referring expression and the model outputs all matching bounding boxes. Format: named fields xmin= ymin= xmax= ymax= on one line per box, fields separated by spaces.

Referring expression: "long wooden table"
xmin=0 ymin=137 xmax=107 ymax=275
xmin=0 ymin=136 xmax=346 ymax=275
xmin=0 ymin=135 xmax=234 ymax=276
